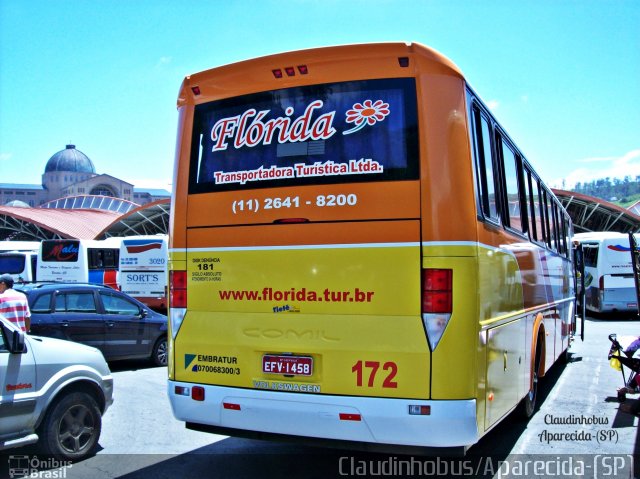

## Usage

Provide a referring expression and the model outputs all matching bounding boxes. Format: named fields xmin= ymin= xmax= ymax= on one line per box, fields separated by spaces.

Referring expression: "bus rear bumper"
xmin=168 ymin=381 xmax=479 ymax=450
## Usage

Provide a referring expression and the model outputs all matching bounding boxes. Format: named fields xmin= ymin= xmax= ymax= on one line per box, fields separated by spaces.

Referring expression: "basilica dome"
xmin=45 ymin=144 xmax=96 ymax=174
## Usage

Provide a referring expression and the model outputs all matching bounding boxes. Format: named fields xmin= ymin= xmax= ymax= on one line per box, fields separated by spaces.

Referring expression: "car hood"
xmin=27 ymin=334 xmax=111 ymax=375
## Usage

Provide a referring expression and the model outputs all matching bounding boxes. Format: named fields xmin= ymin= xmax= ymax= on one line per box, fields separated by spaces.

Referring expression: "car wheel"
xmin=38 ymin=392 xmax=102 ymax=461
xmin=152 ymin=336 xmax=168 ymax=367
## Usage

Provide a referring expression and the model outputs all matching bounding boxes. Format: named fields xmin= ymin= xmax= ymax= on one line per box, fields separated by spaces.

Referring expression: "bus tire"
xmin=38 ymin=392 xmax=102 ymax=461
xmin=520 ymin=344 xmax=542 ymax=419
xmin=151 ymin=336 xmax=168 ymax=367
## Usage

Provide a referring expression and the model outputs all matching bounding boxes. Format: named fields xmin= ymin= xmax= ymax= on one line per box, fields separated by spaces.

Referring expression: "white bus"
xmin=574 ymin=232 xmax=639 ymax=314
xmin=0 ymin=241 xmax=40 ymax=252
xmin=119 ymin=235 xmax=168 ymax=311
xmin=37 ymin=238 xmax=122 ymax=288
xmin=0 ymin=241 xmax=40 ymax=284
xmin=0 ymin=250 xmax=38 ymax=284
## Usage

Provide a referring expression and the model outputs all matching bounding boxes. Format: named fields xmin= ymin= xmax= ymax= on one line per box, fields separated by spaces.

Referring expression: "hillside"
xmin=571 ymin=176 xmax=640 ymax=207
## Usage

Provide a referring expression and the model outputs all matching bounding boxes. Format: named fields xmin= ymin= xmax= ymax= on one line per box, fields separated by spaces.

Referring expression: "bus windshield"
xmin=189 ymin=78 xmax=418 ymax=193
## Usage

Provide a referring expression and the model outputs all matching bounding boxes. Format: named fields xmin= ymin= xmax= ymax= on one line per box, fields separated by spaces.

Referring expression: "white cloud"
xmin=0 ymin=152 xmax=12 ymax=162
xmin=156 ymin=56 xmax=173 ymax=68
xmin=486 ymin=99 xmax=499 ymax=111
xmin=555 ymin=149 xmax=640 ymax=189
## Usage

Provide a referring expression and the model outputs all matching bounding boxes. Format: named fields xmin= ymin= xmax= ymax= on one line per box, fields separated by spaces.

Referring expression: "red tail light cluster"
xmin=272 ymin=65 xmax=309 ymax=78
xmin=170 ymin=270 xmax=187 ymax=308
xmin=422 ymin=269 xmax=452 ymax=314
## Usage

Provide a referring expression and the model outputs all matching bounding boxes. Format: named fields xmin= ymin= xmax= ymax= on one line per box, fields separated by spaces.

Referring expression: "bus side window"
xmin=523 ymin=166 xmax=537 ymax=241
xmin=471 ymin=105 xmax=499 ymax=222
xmin=563 ymin=217 xmax=571 ymax=258
xmin=544 ymin=190 xmax=559 ymax=251
xmin=88 ymin=248 xmax=118 ymax=269
xmin=500 ymin=139 xmax=524 ymax=233
xmin=541 ymin=190 xmax=552 ymax=250
xmin=583 ymin=245 xmax=598 ymax=267
xmin=554 ymin=204 xmax=566 ymax=255
xmin=88 ymin=249 xmax=103 ymax=269
xmin=532 ymin=178 xmax=546 ymax=245
xmin=103 ymin=249 xmax=117 ymax=268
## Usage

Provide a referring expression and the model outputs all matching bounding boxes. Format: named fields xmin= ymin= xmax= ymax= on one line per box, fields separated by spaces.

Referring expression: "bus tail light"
xmin=192 ymin=386 xmax=205 ymax=401
xmin=169 ymin=270 xmax=187 ymax=339
xmin=170 ymin=270 xmax=187 ymax=307
xmin=422 ymin=269 xmax=452 ymax=351
xmin=175 ymin=385 xmax=190 ymax=396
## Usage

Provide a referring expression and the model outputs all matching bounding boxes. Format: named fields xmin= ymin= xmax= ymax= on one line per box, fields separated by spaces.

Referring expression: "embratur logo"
xmin=185 ymin=354 xmax=197 ymax=371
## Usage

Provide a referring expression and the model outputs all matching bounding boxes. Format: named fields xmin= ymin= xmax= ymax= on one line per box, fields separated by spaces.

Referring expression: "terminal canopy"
xmin=0 ymin=195 xmax=170 ymax=240
xmin=553 ymin=189 xmax=640 ymax=234
xmin=2 ymin=190 xmax=639 ymax=240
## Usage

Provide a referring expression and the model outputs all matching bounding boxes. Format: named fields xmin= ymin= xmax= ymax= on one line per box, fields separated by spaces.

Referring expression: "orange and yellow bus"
xmin=167 ymin=42 xmax=575 ymax=454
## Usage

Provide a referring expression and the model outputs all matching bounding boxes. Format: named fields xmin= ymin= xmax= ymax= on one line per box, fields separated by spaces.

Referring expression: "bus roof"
xmin=178 ymin=42 xmax=464 ymax=107
xmin=0 ymin=241 xmax=40 ymax=252
xmin=574 ymin=231 xmax=638 ymax=241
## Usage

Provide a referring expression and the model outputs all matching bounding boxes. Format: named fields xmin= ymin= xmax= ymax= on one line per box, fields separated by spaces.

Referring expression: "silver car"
xmin=0 ymin=314 xmax=113 ymax=461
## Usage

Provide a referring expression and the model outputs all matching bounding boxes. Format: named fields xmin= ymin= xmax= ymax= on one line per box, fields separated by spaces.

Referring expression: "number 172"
xmin=351 ymin=360 xmax=398 ymax=388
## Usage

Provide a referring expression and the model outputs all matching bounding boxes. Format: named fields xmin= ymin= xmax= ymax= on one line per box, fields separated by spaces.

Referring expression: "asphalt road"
xmin=2 ymin=315 xmax=639 ymax=479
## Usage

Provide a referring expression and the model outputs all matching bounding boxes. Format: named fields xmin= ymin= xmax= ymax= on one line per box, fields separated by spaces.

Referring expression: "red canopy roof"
xmin=0 ymin=206 xmax=122 ymax=239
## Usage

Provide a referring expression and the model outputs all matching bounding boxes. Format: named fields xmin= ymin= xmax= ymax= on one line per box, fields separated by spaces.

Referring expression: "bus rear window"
xmin=0 ymin=254 xmax=26 ymax=274
xmin=189 ymin=78 xmax=418 ymax=193
xmin=42 ymin=240 xmax=79 ymax=263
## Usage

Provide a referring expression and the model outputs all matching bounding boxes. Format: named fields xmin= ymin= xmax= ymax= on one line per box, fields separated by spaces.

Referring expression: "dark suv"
xmin=19 ymin=283 xmax=168 ymax=366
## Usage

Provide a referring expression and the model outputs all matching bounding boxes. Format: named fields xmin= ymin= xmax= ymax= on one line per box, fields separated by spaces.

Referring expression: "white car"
xmin=0 ymin=314 xmax=113 ymax=460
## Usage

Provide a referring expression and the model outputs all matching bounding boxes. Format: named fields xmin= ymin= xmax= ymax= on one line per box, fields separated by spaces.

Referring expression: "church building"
xmin=0 ymin=144 xmax=170 ymax=207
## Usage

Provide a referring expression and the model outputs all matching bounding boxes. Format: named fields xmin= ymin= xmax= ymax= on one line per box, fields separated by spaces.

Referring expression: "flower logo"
xmin=343 ymin=99 xmax=390 ymax=135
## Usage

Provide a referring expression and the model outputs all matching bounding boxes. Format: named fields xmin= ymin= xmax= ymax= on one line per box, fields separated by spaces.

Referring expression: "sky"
xmin=0 ymin=0 xmax=638 ymax=192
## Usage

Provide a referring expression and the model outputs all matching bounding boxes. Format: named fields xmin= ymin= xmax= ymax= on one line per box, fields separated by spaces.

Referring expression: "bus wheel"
xmin=152 ymin=336 xmax=168 ymax=367
xmin=520 ymin=345 xmax=542 ymax=419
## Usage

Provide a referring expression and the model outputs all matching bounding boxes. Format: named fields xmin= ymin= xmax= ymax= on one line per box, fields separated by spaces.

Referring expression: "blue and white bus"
xmin=574 ymin=232 xmax=639 ymax=314
xmin=119 ymin=235 xmax=168 ymax=311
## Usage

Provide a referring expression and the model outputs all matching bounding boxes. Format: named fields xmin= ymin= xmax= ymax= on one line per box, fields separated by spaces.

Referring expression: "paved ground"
xmin=2 ymin=314 xmax=639 ymax=478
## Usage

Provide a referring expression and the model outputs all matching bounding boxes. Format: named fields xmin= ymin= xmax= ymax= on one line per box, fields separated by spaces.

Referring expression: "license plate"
xmin=263 ymin=355 xmax=313 ymax=376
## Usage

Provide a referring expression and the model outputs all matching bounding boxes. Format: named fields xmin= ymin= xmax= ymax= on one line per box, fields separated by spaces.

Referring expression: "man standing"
xmin=0 ymin=274 xmax=31 ymax=332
